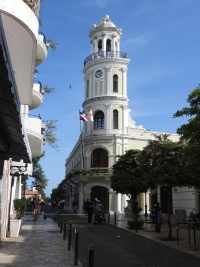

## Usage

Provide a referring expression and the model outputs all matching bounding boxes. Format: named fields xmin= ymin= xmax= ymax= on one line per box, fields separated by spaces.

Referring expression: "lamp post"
xmin=144 ymin=191 xmax=148 ymax=217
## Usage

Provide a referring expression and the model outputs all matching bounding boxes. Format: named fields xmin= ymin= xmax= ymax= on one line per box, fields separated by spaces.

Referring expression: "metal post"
xmin=53 ymin=212 xmax=56 ymax=221
xmin=63 ymin=219 xmax=66 ymax=241
xmin=135 ymin=214 xmax=138 ymax=233
xmin=74 ymin=229 xmax=79 ymax=266
xmin=68 ymin=223 xmax=72 ymax=251
xmin=114 ymin=212 xmax=116 ymax=225
xmin=108 ymin=211 xmax=110 ymax=224
xmin=176 ymin=225 xmax=179 ymax=245
xmin=60 ymin=216 xmax=63 ymax=233
xmin=193 ymin=226 xmax=196 ymax=251
xmin=88 ymin=244 xmax=94 ymax=267
xmin=188 ymin=227 xmax=190 ymax=245
xmin=144 ymin=191 xmax=148 ymax=217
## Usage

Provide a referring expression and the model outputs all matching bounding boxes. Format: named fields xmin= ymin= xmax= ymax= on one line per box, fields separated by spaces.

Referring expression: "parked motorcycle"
xmin=184 ymin=210 xmax=200 ymax=229
xmin=94 ymin=211 xmax=105 ymax=225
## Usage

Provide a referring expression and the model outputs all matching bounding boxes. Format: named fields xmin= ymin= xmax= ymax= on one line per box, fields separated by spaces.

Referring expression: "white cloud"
xmin=123 ymin=34 xmax=152 ymax=48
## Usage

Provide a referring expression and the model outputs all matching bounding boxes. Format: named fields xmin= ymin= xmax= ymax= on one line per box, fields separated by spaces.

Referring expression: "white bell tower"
xmin=82 ymin=15 xmax=130 ymax=136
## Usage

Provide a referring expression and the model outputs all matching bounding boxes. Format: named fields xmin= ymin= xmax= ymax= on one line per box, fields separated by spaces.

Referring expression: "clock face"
xmin=95 ymin=70 xmax=103 ymax=79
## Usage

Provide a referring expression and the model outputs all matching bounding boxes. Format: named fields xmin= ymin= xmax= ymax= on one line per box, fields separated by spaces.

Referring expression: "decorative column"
xmin=102 ymin=33 xmax=106 ymax=57
xmin=122 ymin=104 xmax=128 ymax=135
xmin=106 ymin=66 xmax=112 ymax=95
xmin=78 ymin=182 xmax=83 ymax=214
xmin=105 ymin=103 xmax=111 ymax=133
xmin=121 ymin=67 xmax=127 ymax=97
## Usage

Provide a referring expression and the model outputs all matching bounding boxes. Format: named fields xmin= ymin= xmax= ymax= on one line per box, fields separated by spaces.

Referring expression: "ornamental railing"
xmin=84 ymin=50 xmax=127 ymax=66
xmin=23 ymin=0 xmax=40 ymax=17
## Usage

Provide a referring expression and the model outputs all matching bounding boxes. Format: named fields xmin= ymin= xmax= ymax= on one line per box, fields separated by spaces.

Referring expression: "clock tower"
xmin=82 ymin=15 xmax=130 ymax=138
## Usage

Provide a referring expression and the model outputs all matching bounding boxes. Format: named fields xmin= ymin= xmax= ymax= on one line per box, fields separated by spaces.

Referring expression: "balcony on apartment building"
xmin=0 ymin=0 xmax=40 ymax=105
xmin=24 ymin=115 xmax=45 ymax=158
xmin=35 ymin=33 xmax=48 ymax=66
xmin=29 ymin=82 xmax=44 ymax=110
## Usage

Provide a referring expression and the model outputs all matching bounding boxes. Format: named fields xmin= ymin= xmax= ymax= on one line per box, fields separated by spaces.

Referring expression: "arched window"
xmin=98 ymin=40 xmax=102 ymax=57
xmin=113 ymin=75 xmax=118 ymax=92
xmin=91 ymin=148 xmax=108 ymax=168
xmin=94 ymin=111 xmax=104 ymax=130
xmin=113 ymin=110 xmax=118 ymax=129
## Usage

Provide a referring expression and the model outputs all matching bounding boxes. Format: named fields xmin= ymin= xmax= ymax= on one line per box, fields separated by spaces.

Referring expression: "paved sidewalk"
xmin=0 ymin=214 xmax=82 ymax=267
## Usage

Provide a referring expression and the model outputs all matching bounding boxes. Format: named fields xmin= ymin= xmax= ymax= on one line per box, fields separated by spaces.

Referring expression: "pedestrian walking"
xmin=87 ymin=199 xmax=94 ymax=223
xmin=33 ymin=196 xmax=41 ymax=222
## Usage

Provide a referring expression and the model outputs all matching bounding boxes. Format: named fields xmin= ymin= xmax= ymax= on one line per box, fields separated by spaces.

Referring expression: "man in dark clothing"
xmin=87 ymin=199 xmax=94 ymax=223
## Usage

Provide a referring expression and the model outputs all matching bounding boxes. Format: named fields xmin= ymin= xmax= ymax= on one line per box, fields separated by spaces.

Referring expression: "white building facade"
xmin=64 ymin=15 xmax=200 ymax=220
xmin=0 ymin=0 xmax=49 ymax=240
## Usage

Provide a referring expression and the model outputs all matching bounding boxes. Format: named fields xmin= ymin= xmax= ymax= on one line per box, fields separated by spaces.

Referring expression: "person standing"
xmin=33 ymin=196 xmax=41 ymax=222
xmin=87 ymin=199 xmax=94 ymax=223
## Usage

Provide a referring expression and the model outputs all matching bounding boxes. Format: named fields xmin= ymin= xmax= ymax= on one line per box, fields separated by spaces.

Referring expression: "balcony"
xmin=84 ymin=50 xmax=127 ymax=66
xmin=29 ymin=82 xmax=44 ymax=110
xmin=0 ymin=0 xmax=39 ymax=105
xmin=24 ymin=117 xmax=44 ymax=158
xmin=35 ymin=34 xmax=48 ymax=66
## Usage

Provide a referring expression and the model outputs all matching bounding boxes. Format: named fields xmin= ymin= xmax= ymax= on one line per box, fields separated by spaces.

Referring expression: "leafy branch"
xmin=43 ymin=120 xmax=58 ymax=149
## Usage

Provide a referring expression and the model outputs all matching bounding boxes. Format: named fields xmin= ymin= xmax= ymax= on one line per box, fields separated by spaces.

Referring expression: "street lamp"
xmin=144 ymin=191 xmax=148 ymax=217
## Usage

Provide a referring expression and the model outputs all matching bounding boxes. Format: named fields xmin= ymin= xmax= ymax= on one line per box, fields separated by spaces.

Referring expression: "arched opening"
xmin=113 ymin=75 xmax=118 ymax=92
xmin=98 ymin=40 xmax=102 ymax=56
xmin=113 ymin=109 xmax=118 ymax=129
xmin=106 ymin=39 xmax=111 ymax=55
xmin=91 ymin=186 xmax=109 ymax=212
xmin=94 ymin=111 xmax=104 ymax=129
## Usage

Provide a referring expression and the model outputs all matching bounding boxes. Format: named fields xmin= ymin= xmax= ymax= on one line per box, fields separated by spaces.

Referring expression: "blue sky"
xmin=31 ymin=0 xmax=200 ymax=197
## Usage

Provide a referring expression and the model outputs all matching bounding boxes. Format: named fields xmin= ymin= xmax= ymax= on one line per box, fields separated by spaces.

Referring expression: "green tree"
xmin=141 ymin=134 xmax=190 ymax=239
xmin=31 ymin=155 xmax=48 ymax=195
xmin=51 ymin=185 xmax=66 ymax=202
xmin=174 ymin=84 xmax=200 ymax=187
xmin=111 ymin=150 xmax=148 ymax=221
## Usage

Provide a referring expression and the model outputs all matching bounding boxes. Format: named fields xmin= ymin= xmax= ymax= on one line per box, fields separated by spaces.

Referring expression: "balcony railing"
xmin=84 ymin=50 xmax=127 ymax=66
xmin=23 ymin=0 xmax=40 ymax=17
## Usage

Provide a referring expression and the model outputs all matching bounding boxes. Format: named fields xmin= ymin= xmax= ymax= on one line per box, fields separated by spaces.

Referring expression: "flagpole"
xmin=89 ymin=107 xmax=94 ymax=167
xmin=79 ymin=110 xmax=85 ymax=168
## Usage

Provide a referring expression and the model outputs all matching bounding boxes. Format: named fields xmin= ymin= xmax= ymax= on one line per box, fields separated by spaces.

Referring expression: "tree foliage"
xmin=140 ymin=134 xmax=190 ymax=239
xmin=141 ymin=134 xmax=190 ymax=188
xmin=174 ymin=84 xmax=200 ymax=185
xmin=32 ymin=155 xmax=48 ymax=195
xmin=43 ymin=120 xmax=58 ymax=149
xmin=111 ymin=149 xmax=148 ymax=198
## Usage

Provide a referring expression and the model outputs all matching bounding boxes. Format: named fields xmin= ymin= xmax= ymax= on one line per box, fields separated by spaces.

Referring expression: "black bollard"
xmin=53 ymin=212 xmax=56 ymax=221
xmin=74 ymin=229 xmax=79 ymax=266
xmin=68 ymin=223 xmax=72 ymax=251
xmin=176 ymin=225 xmax=179 ymax=245
xmin=188 ymin=227 xmax=191 ymax=245
xmin=63 ymin=219 xmax=66 ymax=241
xmin=193 ymin=226 xmax=196 ymax=251
xmin=108 ymin=211 xmax=110 ymax=224
xmin=88 ymin=244 xmax=94 ymax=267
xmin=60 ymin=216 xmax=63 ymax=233
xmin=56 ymin=211 xmax=59 ymax=226
xmin=114 ymin=212 xmax=116 ymax=225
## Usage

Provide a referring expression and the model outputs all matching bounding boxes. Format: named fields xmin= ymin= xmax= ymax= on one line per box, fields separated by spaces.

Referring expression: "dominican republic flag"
xmin=80 ymin=111 xmax=90 ymax=122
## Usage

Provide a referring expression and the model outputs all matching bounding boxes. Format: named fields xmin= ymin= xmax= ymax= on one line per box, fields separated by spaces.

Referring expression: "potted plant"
xmin=13 ymin=198 xmax=26 ymax=219
xmin=10 ymin=198 xmax=26 ymax=237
